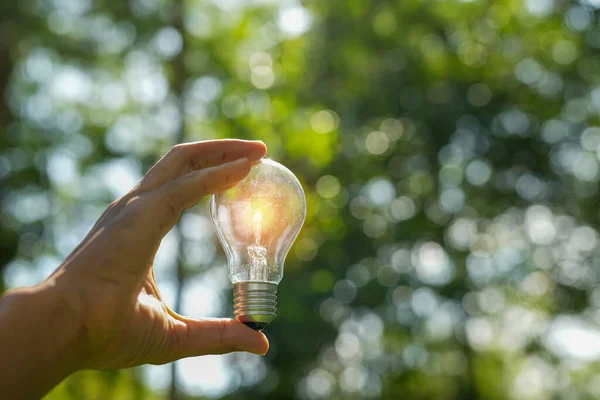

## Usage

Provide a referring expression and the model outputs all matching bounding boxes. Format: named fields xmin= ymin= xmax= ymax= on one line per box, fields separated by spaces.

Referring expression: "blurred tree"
xmin=0 ymin=2 xmax=20 ymax=293
xmin=3 ymin=0 xmax=600 ymax=399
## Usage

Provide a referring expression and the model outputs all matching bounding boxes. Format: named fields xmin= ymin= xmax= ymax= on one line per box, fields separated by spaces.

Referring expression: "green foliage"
xmin=2 ymin=0 xmax=600 ymax=399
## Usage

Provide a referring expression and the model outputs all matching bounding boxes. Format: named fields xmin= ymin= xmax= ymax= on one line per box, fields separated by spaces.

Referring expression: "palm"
xmin=85 ymin=268 xmax=180 ymax=369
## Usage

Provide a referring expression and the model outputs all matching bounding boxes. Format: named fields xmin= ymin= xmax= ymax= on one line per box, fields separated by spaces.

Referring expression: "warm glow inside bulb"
xmin=210 ymin=159 xmax=306 ymax=283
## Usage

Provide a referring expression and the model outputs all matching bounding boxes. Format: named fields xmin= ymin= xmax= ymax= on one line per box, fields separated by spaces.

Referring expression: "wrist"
xmin=0 ymin=278 xmax=86 ymax=396
xmin=39 ymin=276 xmax=89 ymax=371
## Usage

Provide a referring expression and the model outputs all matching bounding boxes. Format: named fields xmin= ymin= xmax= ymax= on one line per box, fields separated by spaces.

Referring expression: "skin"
xmin=0 ymin=139 xmax=270 ymax=399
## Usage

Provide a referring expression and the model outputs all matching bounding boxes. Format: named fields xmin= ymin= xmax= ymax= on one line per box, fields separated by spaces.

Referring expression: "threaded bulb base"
xmin=233 ymin=282 xmax=277 ymax=331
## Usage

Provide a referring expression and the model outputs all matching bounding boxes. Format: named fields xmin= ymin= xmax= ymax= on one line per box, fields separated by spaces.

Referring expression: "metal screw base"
xmin=233 ymin=282 xmax=277 ymax=331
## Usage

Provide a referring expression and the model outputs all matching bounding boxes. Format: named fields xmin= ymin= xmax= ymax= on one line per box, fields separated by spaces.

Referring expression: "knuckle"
xmin=171 ymin=143 xmax=186 ymax=153
xmin=189 ymin=157 xmax=205 ymax=172
xmin=157 ymin=321 xmax=182 ymax=365
xmin=216 ymin=320 xmax=237 ymax=354
xmin=109 ymin=196 xmax=130 ymax=214
xmin=124 ymin=195 xmax=146 ymax=215
xmin=199 ymin=179 xmax=209 ymax=196
xmin=217 ymin=319 xmax=230 ymax=353
xmin=94 ymin=198 xmax=123 ymax=225
xmin=167 ymin=144 xmax=187 ymax=159
xmin=113 ymin=197 xmax=143 ymax=228
xmin=166 ymin=198 xmax=181 ymax=219
xmin=158 ymin=183 xmax=185 ymax=221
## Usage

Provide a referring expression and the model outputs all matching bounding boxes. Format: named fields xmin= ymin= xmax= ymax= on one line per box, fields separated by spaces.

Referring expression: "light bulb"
xmin=210 ymin=159 xmax=306 ymax=330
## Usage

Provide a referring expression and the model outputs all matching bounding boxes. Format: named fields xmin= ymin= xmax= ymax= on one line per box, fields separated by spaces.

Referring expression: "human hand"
xmin=50 ymin=139 xmax=269 ymax=369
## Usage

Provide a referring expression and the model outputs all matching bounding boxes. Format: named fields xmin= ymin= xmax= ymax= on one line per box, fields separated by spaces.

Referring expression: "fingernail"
xmin=252 ymin=140 xmax=267 ymax=150
xmin=250 ymin=347 xmax=268 ymax=356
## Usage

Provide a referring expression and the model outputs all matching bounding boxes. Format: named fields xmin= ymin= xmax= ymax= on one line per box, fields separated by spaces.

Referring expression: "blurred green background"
xmin=2 ymin=0 xmax=600 ymax=398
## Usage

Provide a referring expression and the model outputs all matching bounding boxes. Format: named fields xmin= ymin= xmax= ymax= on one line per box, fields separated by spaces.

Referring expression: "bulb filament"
xmin=253 ymin=211 xmax=262 ymax=244
xmin=248 ymin=210 xmax=268 ymax=281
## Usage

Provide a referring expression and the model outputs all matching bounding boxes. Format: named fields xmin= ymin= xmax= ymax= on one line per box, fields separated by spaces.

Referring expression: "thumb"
xmin=168 ymin=318 xmax=269 ymax=361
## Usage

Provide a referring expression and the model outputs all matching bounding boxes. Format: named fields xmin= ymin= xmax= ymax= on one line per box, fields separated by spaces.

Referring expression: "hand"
xmin=51 ymin=139 xmax=269 ymax=369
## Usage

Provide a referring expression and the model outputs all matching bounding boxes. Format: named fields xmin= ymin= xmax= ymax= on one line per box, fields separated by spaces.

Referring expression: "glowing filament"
xmin=253 ymin=210 xmax=262 ymax=244
xmin=248 ymin=210 xmax=268 ymax=281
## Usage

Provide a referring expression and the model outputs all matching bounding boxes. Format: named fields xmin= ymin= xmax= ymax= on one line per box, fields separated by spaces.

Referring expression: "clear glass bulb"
xmin=210 ymin=159 xmax=306 ymax=330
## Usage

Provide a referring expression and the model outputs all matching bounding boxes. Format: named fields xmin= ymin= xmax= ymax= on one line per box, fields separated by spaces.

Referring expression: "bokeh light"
xmin=4 ymin=0 xmax=600 ymax=399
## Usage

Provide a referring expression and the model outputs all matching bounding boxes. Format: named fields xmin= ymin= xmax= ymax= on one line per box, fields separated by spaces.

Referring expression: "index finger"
xmin=151 ymin=157 xmax=253 ymax=231
xmin=139 ymin=139 xmax=267 ymax=193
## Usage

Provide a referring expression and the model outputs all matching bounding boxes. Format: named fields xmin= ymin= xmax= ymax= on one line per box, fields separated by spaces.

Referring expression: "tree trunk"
xmin=169 ymin=1 xmax=188 ymax=399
